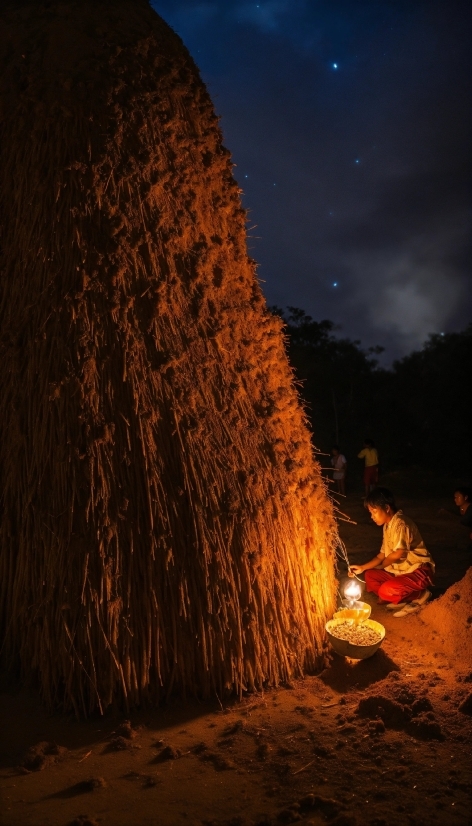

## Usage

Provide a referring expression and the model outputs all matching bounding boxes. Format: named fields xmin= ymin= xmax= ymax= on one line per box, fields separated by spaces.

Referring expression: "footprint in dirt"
xmin=44 ymin=777 xmax=107 ymax=799
xmin=20 ymin=741 xmax=68 ymax=772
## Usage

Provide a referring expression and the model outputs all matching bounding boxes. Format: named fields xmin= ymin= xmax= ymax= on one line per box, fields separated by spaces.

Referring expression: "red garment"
xmin=365 ymin=564 xmax=433 ymax=604
xmin=363 ymin=465 xmax=378 ymax=486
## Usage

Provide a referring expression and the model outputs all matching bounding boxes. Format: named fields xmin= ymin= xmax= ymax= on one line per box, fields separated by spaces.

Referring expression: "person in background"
xmin=331 ymin=445 xmax=347 ymax=496
xmin=438 ymin=486 xmax=472 ymax=549
xmin=358 ymin=438 xmax=379 ymax=496
xmin=454 ymin=487 xmax=472 ymax=533
xmin=349 ymin=487 xmax=434 ymax=617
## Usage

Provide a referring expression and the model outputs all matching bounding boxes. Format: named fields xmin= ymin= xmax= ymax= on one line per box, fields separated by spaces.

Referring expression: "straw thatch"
xmin=0 ymin=0 xmax=338 ymax=715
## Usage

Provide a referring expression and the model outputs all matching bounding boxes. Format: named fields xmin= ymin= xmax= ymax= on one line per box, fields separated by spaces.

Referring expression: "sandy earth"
xmin=1 ymin=471 xmax=471 ymax=826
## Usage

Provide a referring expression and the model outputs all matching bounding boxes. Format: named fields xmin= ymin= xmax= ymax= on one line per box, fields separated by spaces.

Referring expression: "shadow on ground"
xmin=319 ymin=648 xmax=400 ymax=693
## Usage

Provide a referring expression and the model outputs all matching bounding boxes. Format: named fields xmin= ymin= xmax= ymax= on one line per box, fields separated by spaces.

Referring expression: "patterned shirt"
xmin=380 ymin=510 xmax=434 ymax=576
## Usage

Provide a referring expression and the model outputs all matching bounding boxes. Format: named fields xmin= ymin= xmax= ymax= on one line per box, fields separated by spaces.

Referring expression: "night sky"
xmin=151 ymin=0 xmax=471 ymax=362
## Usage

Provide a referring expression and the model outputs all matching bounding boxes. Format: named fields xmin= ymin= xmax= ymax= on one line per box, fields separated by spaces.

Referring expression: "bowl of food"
xmin=325 ymin=617 xmax=385 ymax=660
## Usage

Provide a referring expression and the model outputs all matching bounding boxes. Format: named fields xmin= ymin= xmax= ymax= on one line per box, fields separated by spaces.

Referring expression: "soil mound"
xmin=420 ymin=567 xmax=472 ymax=663
xmin=356 ymin=672 xmax=444 ymax=740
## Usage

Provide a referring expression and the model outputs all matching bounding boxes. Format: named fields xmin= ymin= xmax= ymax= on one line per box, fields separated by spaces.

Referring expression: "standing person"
xmin=349 ymin=487 xmax=434 ymax=617
xmin=331 ymin=445 xmax=347 ymax=496
xmin=358 ymin=438 xmax=379 ymax=496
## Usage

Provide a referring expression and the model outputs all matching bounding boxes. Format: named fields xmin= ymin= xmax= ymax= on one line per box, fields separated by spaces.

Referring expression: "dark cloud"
xmin=151 ymin=0 xmax=471 ymax=361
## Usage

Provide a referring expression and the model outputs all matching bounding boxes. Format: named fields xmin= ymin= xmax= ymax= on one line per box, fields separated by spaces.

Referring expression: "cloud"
xmin=235 ymin=1 xmax=296 ymax=32
xmin=342 ymin=217 xmax=469 ymax=352
xmin=377 ymin=264 xmax=462 ymax=351
xmin=153 ymin=0 xmax=312 ymax=49
xmin=312 ymin=152 xmax=471 ymax=353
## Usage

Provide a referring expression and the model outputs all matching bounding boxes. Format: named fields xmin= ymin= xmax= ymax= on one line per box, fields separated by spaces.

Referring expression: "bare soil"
xmin=1 ymin=470 xmax=471 ymax=826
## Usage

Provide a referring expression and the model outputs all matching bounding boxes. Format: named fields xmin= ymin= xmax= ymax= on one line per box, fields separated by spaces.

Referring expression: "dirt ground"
xmin=1 ymin=469 xmax=471 ymax=826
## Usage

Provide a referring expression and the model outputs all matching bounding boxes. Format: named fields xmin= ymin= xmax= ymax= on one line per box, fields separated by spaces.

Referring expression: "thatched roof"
xmin=0 ymin=0 xmax=338 ymax=715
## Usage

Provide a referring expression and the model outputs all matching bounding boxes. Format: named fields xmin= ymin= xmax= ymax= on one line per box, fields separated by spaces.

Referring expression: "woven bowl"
xmin=325 ymin=617 xmax=385 ymax=660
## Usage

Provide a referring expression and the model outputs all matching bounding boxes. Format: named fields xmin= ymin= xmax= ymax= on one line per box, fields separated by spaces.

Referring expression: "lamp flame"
xmin=344 ymin=579 xmax=361 ymax=603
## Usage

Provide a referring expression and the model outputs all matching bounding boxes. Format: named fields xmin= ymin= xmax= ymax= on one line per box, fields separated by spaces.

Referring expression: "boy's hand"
xmin=349 ymin=565 xmax=364 ymax=575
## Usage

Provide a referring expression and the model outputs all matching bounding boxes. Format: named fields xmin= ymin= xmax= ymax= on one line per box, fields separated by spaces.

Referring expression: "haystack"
xmin=0 ymin=0 xmax=338 ymax=715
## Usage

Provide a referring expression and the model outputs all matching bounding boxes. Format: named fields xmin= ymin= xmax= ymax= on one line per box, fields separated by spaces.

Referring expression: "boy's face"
xmin=368 ymin=505 xmax=391 ymax=526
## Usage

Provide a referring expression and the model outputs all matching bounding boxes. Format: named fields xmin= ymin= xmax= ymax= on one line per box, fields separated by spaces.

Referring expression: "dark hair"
xmin=364 ymin=487 xmax=397 ymax=512
xmin=455 ymin=486 xmax=471 ymax=501
xmin=364 ymin=438 xmax=375 ymax=447
xmin=331 ymin=444 xmax=339 ymax=451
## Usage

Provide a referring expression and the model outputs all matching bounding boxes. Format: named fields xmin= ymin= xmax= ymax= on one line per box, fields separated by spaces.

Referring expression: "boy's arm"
xmin=350 ymin=548 xmax=404 ymax=575
xmin=350 ymin=553 xmax=383 ymax=574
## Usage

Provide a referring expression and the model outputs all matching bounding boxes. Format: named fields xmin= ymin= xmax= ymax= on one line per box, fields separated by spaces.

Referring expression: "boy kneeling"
xmin=349 ymin=487 xmax=434 ymax=617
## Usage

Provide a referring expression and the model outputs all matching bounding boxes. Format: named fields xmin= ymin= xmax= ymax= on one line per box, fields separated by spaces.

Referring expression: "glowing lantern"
xmin=343 ymin=578 xmax=362 ymax=605
xmin=333 ymin=576 xmax=371 ymax=624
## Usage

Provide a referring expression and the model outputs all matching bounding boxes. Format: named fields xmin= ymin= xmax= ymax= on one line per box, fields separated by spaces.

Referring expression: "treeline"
xmin=271 ymin=307 xmax=472 ymax=475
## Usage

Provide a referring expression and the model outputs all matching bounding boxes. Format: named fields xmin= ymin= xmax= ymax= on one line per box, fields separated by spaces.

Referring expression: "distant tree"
xmin=270 ymin=307 xmax=385 ymax=463
xmin=274 ymin=305 xmax=471 ymax=475
xmin=384 ymin=324 xmax=472 ymax=471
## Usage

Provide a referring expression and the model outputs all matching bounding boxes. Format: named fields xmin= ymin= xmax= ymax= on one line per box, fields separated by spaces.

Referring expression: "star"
xmin=332 ymin=63 xmax=338 ymax=69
